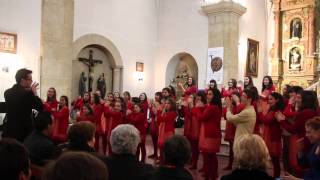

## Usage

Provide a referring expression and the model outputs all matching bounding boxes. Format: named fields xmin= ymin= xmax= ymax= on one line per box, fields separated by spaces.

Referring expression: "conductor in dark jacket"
xmin=3 ymin=68 xmax=43 ymax=142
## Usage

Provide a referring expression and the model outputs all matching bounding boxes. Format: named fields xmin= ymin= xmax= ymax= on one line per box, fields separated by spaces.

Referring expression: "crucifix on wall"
xmin=79 ymin=49 xmax=103 ymax=92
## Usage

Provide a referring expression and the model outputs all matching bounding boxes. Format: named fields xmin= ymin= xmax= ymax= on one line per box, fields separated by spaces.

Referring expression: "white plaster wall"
xmin=155 ymin=0 xmax=209 ymax=91
xmin=238 ymin=0 xmax=268 ymax=92
xmin=0 ymin=0 xmax=41 ymax=121
xmin=74 ymin=0 xmax=158 ymax=98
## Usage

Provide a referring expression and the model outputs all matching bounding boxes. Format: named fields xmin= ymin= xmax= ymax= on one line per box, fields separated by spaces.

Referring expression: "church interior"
xmin=0 ymin=0 xmax=320 ymax=180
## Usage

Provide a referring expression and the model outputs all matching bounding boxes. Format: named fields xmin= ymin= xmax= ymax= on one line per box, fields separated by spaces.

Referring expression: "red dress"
xmin=189 ymin=107 xmax=204 ymax=141
xmin=184 ymin=85 xmax=198 ymax=96
xmin=182 ymin=106 xmax=192 ymax=138
xmin=149 ymin=106 xmax=159 ymax=136
xmin=157 ymin=111 xmax=177 ymax=148
xmin=127 ymin=112 xmax=147 ymax=142
xmin=258 ymin=110 xmax=282 ymax=157
xmin=43 ymin=100 xmax=58 ymax=113
xmin=260 ymin=86 xmax=275 ymax=114
xmin=52 ymin=106 xmax=69 ymax=142
xmin=76 ymin=112 xmax=95 ymax=123
xmin=104 ymin=107 xmax=124 ymax=140
xmin=221 ymin=87 xmax=242 ymax=98
xmin=140 ymin=101 xmax=149 ymax=128
xmin=93 ymin=103 xmax=105 ymax=135
xmin=196 ymin=104 xmax=222 ymax=153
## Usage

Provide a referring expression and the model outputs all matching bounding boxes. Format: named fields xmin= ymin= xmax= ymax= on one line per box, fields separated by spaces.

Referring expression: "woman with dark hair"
xmin=127 ymin=103 xmax=147 ymax=163
xmin=76 ymin=103 xmax=95 ymax=123
xmin=149 ymin=92 xmax=163 ymax=159
xmin=179 ymin=77 xmax=198 ymax=96
xmin=195 ymin=88 xmax=222 ymax=180
xmin=244 ymin=76 xmax=254 ymax=90
xmin=189 ymin=91 xmax=206 ymax=170
xmin=139 ymin=93 xmax=149 ymax=134
xmin=162 ymin=87 xmax=173 ymax=100
xmin=44 ymin=87 xmax=58 ymax=113
xmin=150 ymin=135 xmax=193 ymax=180
xmin=276 ymin=90 xmax=318 ymax=177
xmin=222 ymin=79 xmax=242 ymax=97
xmin=260 ymin=76 xmax=276 ymax=114
xmin=258 ymin=92 xmax=284 ymax=178
xmin=52 ymin=95 xmax=70 ymax=144
xmin=168 ymin=85 xmax=177 ymax=100
xmin=157 ymin=98 xmax=177 ymax=163
xmin=92 ymin=93 xmax=106 ymax=153
xmin=123 ymin=91 xmax=134 ymax=111
xmin=208 ymin=79 xmax=218 ymax=90
xmin=104 ymin=100 xmax=125 ymax=155
xmin=282 ymin=84 xmax=292 ymax=105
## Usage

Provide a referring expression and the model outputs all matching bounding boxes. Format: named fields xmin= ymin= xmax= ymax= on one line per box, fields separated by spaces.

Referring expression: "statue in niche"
xmin=79 ymin=71 xmax=87 ymax=96
xmin=291 ymin=18 xmax=302 ymax=39
xmin=97 ymin=73 xmax=106 ymax=98
xmin=289 ymin=47 xmax=302 ymax=70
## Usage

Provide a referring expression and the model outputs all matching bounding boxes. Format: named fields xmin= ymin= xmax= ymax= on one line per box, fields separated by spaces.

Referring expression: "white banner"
xmin=206 ymin=47 xmax=224 ymax=85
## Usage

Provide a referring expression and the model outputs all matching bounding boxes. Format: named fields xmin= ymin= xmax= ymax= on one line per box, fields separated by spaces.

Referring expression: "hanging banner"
xmin=206 ymin=47 xmax=224 ymax=85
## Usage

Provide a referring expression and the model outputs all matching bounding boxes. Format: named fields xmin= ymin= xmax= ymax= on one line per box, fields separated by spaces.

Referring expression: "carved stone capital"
xmin=201 ymin=1 xmax=247 ymax=17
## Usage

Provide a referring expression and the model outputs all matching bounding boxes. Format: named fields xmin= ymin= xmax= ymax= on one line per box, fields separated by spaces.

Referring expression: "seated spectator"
xmin=24 ymin=112 xmax=58 ymax=166
xmin=0 ymin=138 xmax=31 ymax=180
xmin=43 ymin=151 xmax=108 ymax=180
xmin=221 ymin=134 xmax=274 ymax=180
xmin=62 ymin=121 xmax=105 ymax=160
xmin=149 ymin=135 xmax=193 ymax=180
xmin=105 ymin=124 xmax=154 ymax=180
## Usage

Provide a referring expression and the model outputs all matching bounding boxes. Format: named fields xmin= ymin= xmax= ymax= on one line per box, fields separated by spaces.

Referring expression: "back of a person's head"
xmin=234 ymin=134 xmax=270 ymax=170
xmin=67 ymin=121 xmax=95 ymax=148
xmin=34 ymin=112 xmax=52 ymax=132
xmin=163 ymin=135 xmax=191 ymax=167
xmin=0 ymin=138 xmax=30 ymax=180
xmin=110 ymin=124 xmax=140 ymax=155
xmin=43 ymin=152 xmax=108 ymax=180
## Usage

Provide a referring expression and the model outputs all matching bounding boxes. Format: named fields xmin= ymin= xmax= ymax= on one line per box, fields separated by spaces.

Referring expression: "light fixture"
xmin=136 ymin=62 xmax=144 ymax=82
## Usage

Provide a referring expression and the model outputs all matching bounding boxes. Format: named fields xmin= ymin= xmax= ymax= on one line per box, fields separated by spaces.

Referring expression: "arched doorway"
xmin=165 ymin=52 xmax=198 ymax=97
xmin=72 ymin=34 xmax=123 ymax=99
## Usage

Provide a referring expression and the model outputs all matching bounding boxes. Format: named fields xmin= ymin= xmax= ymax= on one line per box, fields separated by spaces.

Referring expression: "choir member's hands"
xmin=178 ymin=82 xmax=183 ymax=88
xmin=225 ymin=97 xmax=232 ymax=109
xmin=275 ymin=111 xmax=285 ymax=122
xmin=288 ymin=96 xmax=296 ymax=105
xmin=231 ymin=94 xmax=240 ymax=105
xmin=76 ymin=111 xmax=80 ymax=118
xmin=31 ymin=82 xmax=39 ymax=96
xmin=181 ymin=100 xmax=188 ymax=107
xmin=105 ymin=101 xmax=111 ymax=107
xmin=126 ymin=109 xmax=132 ymax=116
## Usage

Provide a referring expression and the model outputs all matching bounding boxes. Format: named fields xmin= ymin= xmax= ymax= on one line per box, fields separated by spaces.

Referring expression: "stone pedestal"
xmin=40 ymin=0 xmax=74 ymax=99
xmin=202 ymin=1 xmax=246 ymax=84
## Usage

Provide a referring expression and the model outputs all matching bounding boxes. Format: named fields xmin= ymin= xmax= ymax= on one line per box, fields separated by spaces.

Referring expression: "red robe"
xmin=196 ymin=104 xmax=221 ymax=153
xmin=189 ymin=107 xmax=204 ymax=140
xmin=126 ymin=100 xmax=134 ymax=111
xmin=184 ymin=85 xmax=198 ymax=96
xmin=127 ymin=112 xmax=146 ymax=142
xmin=52 ymin=106 xmax=69 ymax=142
xmin=43 ymin=100 xmax=58 ymax=113
xmin=104 ymin=107 xmax=124 ymax=140
xmin=258 ymin=110 xmax=282 ymax=157
xmin=93 ymin=103 xmax=105 ymax=135
xmin=76 ymin=112 xmax=95 ymax=123
xmin=140 ymin=101 xmax=149 ymax=129
xmin=260 ymin=86 xmax=276 ymax=114
xmin=157 ymin=111 xmax=177 ymax=148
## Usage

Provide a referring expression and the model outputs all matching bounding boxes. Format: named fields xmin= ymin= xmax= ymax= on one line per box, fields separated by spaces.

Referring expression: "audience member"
xmin=149 ymin=135 xmax=193 ymax=180
xmin=106 ymin=124 xmax=154 ymax=180
xmin=24 ymin=112 xmax=57 ymax=166
xmin=43 ymin=151 xmax=108 ymax=180
xmin=0 ymin=138 xmax=31 ymax=180
xmin=221 ymin=134 xmax=274 ymax=180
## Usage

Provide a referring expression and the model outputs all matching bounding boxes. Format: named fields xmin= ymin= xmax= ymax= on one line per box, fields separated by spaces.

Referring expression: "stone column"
xmin=308 ymin=8 xmax=316 ymax=56
xmin=202 ymin=1 xmax=246 ymax=84
xmin=112 ymin=67 xmax=121 ymax=92
xmin=271 ymin=1 xmax=282 ymax=90
xmin=40 ymin=0 xmax=74 ymax=99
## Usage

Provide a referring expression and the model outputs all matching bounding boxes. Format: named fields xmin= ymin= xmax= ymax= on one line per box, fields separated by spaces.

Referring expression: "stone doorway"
xmin=165 ymin=53 xmax=198 ymax=98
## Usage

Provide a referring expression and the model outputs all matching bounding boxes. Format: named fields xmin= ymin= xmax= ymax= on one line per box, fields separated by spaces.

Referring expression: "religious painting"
xmin=0 ymin=32 xmax=17 ymax=53
xmin=289 ymin=47 xmax=302 ymax=70
xmin=136 ymin=62 xmax=144 ymax=72
xmin=290 ymin=18 xmax=302 ymax=39
xmin=245 ymin=39 xmax=259 ymax=77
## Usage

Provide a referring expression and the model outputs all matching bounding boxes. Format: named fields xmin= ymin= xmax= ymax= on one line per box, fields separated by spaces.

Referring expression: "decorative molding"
xmin=201 ymin=1 xmax=247 ymax=16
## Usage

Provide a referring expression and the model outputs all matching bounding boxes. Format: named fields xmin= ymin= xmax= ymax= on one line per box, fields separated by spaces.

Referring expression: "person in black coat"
xmin=149 ymin=135 xmax=193 ymax=180
xmin=3 ymin=68 xmax=43 ymax=142
xmin=105 ymin=124 xmax=154 ymax=180
xmin=221 ymin=134 xmax=274 ymax=180
xmin=23 ymin=112 xmax=58 ymax=166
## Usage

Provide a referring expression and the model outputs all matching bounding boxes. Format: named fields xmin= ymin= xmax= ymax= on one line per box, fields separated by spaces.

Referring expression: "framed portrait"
xmin=0 ymin=32 xmax=17 ymax=54
xmin=245 ymin=39 xmax=259 ymax=77
xmin=136 ymin=62 xmax=144 ymax=72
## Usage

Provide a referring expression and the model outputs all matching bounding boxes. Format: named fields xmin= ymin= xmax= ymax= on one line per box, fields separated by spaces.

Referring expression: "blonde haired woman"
xmin=221 ymin=134 xmax=274 ymax=180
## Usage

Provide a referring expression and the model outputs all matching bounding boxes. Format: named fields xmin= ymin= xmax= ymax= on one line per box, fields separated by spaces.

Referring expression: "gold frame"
xmin=245 ymin=38 xmax=259 ymax=77
xmin=0 ymin=32 xmax=17 ymax=54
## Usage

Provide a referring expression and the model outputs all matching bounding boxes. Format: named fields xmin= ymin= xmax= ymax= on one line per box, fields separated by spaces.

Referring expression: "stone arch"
xmin=165 ymin=52 xmax=198 ymax=97
xmin=72 ymin=34 xmax=123 ymax=99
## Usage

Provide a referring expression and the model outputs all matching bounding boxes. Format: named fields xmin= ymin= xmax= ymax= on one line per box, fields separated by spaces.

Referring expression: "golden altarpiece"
xmin=271 ymin=0 xmax=319 ymax=90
